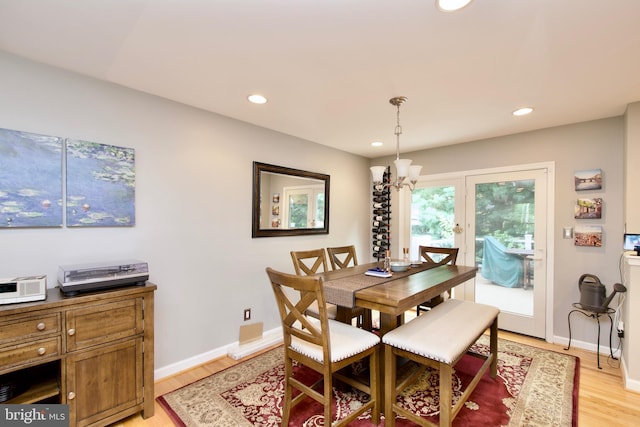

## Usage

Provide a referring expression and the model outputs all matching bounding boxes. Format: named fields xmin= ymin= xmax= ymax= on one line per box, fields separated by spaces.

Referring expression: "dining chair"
xmin=290 ymin=249 xmax=370 ymax=329
xmin=326 ymin=245 xmax=359 ymax=270
xmin=265 ymin=267 xmax=380 ymax=427
xmin=326 ymin=245 xmax=373 ymax=330
xmin=416 ymin=246 xmax=459 ymax=315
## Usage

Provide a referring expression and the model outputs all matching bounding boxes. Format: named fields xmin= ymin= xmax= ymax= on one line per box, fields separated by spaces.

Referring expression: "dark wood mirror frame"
xmin=252 ymin=161 xmax=330 ymax=237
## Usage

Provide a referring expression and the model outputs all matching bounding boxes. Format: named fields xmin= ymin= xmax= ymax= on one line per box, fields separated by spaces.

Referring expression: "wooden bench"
xmin=382 ymin=299 xmax=499 ymax=427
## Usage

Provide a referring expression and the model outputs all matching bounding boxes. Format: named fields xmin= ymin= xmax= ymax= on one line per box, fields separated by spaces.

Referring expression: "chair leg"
xmin=324 ymin=371 xmax=333 ymax=426
xmin=281 ymin=357 xmax=293 ymax=427
xmin=370 ymin=346 xmax=380 ymax=424
xmin=384 ymin=345 xmax=397 ymax=427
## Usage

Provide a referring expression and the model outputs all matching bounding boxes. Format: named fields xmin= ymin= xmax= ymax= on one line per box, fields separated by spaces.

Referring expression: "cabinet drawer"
xmin=0 ymin=313 xmax=60 ymax=345
xmin=0 ymin=337 xmax=61 ymax=370
xmin=66 ymin=298 xmax=143 ymax=352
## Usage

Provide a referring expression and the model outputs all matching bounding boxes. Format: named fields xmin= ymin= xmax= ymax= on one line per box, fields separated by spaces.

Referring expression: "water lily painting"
xmin=66 ymin=139 xmax=135 ymax=227
xmin=0 ymin=128 xmax=63 ymax=228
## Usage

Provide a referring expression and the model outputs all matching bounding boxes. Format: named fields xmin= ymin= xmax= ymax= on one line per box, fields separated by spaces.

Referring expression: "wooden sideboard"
xmin=0 ymin=283 xmax=156 ymax=427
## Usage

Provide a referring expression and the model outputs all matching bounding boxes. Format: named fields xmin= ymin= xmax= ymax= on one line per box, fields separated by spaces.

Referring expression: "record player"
xmin=58 ymin=259 xmax=149 ymax=296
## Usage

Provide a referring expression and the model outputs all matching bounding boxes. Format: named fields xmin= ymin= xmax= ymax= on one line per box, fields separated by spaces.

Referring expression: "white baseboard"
xmin=154 ymin=327 xmax=283 ymax=380
xmin=553 ymin=335 xmax=621 ymax=359
xmin=621 ymin=356 xmax=640 ymax=392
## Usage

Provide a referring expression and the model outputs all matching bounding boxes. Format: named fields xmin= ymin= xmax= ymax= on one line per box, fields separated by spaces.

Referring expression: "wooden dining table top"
xmin=319 ymin=262 xmax=478 ymax=315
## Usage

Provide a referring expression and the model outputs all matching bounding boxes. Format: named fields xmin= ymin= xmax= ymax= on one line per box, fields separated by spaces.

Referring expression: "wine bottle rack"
xmin=372 ymin=166 xmax=391 ymax=261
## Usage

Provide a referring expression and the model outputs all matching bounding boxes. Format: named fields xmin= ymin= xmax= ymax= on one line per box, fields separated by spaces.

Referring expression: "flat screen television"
xmin=623 ymin=233 xmax=640 ymax=251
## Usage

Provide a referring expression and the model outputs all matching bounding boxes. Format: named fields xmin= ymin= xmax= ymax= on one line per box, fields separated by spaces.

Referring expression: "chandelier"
xmin=370 ymin=96 xmax=423 ymax=191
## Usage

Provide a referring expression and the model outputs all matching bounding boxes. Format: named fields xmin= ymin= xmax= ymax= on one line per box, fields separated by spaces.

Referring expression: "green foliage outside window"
xmin=411 ymin=186 xmax=455 ymax=245
xmin=410 ymin=180 xmax=535 ymax=263
xmin=475 ymin=180 xmax=535 ymax=247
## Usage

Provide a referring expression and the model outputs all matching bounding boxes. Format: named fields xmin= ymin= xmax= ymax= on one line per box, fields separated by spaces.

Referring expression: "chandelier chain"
xmin=395 ymin=104 xmax=402 ymax=160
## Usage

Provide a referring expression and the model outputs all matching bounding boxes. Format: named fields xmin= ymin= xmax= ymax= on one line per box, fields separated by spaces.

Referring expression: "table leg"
xmin=335 ymin=306 xmax=352 ymax=324
xmin=378 ymin=312 xmax=401 ymax=337
xmin=377 ymin=312 xmax=403 ymax=408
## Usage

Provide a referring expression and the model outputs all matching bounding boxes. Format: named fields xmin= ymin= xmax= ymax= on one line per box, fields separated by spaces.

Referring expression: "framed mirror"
xmin=252 ymin=162 xmax=330 ymax=237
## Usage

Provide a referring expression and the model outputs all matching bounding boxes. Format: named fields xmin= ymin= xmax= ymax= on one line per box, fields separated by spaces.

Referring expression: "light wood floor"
xmin=116 ymin=330 xmax=640 ymax=427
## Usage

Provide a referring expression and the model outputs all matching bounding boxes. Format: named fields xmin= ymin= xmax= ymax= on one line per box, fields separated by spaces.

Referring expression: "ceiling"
xmin=1 ymin=0 xmax=640 ymax=158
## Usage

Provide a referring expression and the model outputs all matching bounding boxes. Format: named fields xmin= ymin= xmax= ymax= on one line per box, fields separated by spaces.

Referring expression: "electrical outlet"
xmin=244 ymin=308 xmax=251 ymax=321
xmin=618 ymin=321 xmax=624 ymax=338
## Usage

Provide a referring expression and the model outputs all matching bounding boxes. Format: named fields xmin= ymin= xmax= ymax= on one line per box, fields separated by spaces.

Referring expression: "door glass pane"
xmin=288 ymin=194 xmax=309 ymax=228
xmin=410 ymin=186 xmax=455 ymax=261
xmin=475 ymin=179 xmax=535 ymax=316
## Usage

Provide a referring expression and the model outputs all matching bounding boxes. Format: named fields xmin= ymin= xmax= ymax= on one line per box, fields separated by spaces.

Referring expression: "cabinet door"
xmin=66 ymin=298 xmax=143 ymax=352
xmin=66 ymin=338 xmax=143 ymax=427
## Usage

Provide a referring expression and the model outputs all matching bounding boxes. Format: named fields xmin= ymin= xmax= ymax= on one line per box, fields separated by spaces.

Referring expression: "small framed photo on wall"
xmin=574 ymin=169 xmax=602 ymax=191
xmin=574 ymin=197 xmax=602 ymax=219
xmin=574 ymin=225 xmax=602 ymax=247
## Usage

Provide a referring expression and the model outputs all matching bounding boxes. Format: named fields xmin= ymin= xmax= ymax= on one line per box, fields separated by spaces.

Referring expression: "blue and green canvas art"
xmin=0 ymin=128 xmax=63 ymax=228
xmin=66 ymin=139 xmax=135 ymax=227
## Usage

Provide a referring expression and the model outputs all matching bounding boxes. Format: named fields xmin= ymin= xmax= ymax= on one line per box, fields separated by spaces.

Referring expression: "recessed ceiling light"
xmin=513 ymin=107 xmax=534 ymax=116
xmin=371 ymin=141 xmax=383 ymax=147
xmin=247 ymin=94 xmax=267 ymax=104
xmin=436 ymin=0 xmax=474 ymax=12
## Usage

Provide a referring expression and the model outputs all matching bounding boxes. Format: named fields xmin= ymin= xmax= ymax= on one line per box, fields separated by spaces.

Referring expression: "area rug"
xmin=157 ymin=336 xmax=579 ymax=426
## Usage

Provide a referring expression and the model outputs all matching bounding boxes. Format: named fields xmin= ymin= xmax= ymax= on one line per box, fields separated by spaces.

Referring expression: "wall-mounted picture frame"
xmin=0 ymin=128 xmax=63 ymax=228
xmin=574 ymin=197 xmax=602 ymax=219
xmin=574 ymin=168 xmax=602 ymax=191
xmin=66 ymin=139 xmax=136 ymax=227
xmin=574 ymin=225 xmax=602 ymax=247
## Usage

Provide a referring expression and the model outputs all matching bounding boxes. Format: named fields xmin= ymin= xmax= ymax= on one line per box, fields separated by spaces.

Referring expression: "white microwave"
xmin=0 ymin=275 xmax=46 ymax=305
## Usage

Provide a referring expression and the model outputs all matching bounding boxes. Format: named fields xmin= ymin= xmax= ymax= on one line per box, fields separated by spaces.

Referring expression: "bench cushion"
xmin=382 ymin=299 xmax=499 ymax=364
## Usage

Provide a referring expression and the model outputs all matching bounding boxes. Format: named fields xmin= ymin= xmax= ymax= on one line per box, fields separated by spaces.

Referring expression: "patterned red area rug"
xmin=157 ymin=336 xmax=579 ymax=426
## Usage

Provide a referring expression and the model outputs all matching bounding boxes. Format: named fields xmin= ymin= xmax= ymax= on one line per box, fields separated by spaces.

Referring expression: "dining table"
xmin=318 ymin=262 xmax=478 ymax=336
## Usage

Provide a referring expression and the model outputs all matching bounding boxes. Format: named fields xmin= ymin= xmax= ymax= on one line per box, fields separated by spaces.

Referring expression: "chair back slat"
xmin=419 ymin=246 xmax=459 ymax=266
xmin=290 ymin=249 xmax=328 ymax=275
xmin=266 ymin=267 xmax=329 ymax=349
xmin=327 ymin=245 xmax=358 ymax=270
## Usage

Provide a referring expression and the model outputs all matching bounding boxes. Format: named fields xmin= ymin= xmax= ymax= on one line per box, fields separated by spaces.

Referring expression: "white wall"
xmin=0 ymin=52 xmax=371 ymax=372
xmin=372 ymin=117 xmax=626 ymax=347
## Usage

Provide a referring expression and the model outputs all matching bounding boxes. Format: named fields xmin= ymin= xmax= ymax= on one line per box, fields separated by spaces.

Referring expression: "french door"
xmin=404 ymin=166 xmax=551 ymax=339
xmin=465 ymin=169 xmax=548 ymax=338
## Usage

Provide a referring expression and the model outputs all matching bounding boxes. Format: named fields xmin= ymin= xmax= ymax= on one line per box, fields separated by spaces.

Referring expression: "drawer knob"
xmin=67 ymin=328 xmax=76 ymax=336
xmin=37 ymin=322 xmax=46 ymax=331
xmin=68 ymin=391 xmax=76 ymax=400
xmin=37 ymin=347 xmax=46 ymax=356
